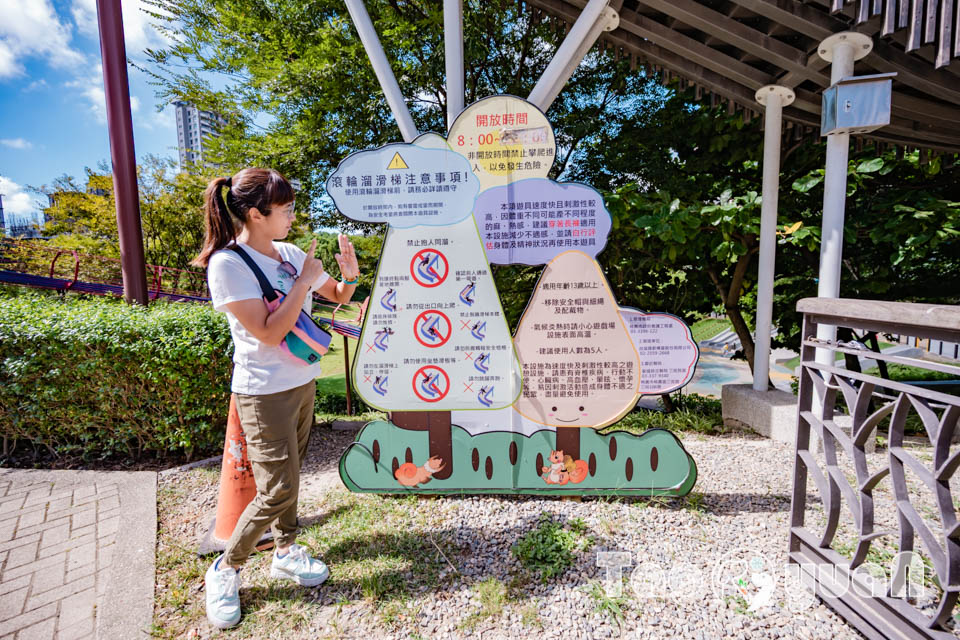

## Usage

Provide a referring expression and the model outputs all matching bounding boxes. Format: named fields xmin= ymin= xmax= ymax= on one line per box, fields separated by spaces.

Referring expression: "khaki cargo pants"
xmin=224 ymin=380 xmax=315 ymax=566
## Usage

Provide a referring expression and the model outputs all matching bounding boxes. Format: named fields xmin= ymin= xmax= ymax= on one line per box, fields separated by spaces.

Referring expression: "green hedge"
xmin=0 ymin=290 xmax=235 ymax=459
xmin=0 ymin=288 xmax=374 ymax=461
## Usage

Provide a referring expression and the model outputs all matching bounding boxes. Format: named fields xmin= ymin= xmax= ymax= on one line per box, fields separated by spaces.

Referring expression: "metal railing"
xmin=790 ymin=298 xmax=960 ymax=638
xmin=0 ymin=237 xmax=209 ymax=301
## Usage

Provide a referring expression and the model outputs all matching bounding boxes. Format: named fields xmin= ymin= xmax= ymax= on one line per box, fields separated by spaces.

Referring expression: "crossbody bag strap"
xmin=229 ymin=244 xmax=279 ymax=302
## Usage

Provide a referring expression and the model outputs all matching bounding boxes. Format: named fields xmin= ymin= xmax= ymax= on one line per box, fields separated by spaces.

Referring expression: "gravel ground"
xmin=155 ymin=425 xmax=958 ymax=639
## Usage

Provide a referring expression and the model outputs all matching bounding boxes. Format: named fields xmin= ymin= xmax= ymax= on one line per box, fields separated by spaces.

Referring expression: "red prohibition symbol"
xmin=410 ymin=248 xmax=449 ymax=288
xmin=412 ymin=365 xmax=450 ymax=403
xmin=414 ymin=310 xmax=452 ymax=348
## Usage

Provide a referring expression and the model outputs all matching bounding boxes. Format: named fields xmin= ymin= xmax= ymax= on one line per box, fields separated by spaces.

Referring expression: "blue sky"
xmin=1 ymin=0 xmax=177 ymax=225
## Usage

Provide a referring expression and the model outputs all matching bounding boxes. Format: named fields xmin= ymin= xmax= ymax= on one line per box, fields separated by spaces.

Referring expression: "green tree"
xmin=600 ymin=91 xmax=770 ymax=374
xmin=606 ymin=89 xmax=960 ymax=377
xmin=39 ymin=156 xmax=209 ymax=272
xmin=40 ymin=170 xmax=120 ymax=258
xmin=144 ymin=0 xmax=662 ymax=228
xmin=143 ymin=1 xmax=960 ymax=365
xmin=291 ymin=229 xmax=383 ymax=304
xmin=772 ymin=150 xmax=960 ymax=349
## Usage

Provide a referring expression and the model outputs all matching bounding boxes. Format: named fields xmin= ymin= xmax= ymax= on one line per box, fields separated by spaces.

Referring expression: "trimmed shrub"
xmin=0 ymin=290 xmax=233 ymax=459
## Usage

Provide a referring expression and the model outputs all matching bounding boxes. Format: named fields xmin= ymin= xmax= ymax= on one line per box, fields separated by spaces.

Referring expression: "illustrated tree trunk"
xmin=389 ymin=411 xmax=454 ymax=479
xmin=555 ymin=427 xmax=580 ymax=462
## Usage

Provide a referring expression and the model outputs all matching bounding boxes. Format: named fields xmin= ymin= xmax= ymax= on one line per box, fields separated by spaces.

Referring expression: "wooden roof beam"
xmin=636 ymin=0 xmax=831 ymax=85
xmin=619 ymin=37 xmax=806 ymax=113
xmin=525 ymin=0 xmax=960 ymax=149
xmin=725 ymin=0 xmax=837 ymax=40
xmin=726 ymin=0 xmax=960 ymax=103
xmin=597 ymin=21 xmax=827 ymax=116
xmin=602 ymin=24 xmax=959 ymax=147
xmin=616 ymin=7 xmax=774 ymax=90
xmin=777 ymin=52 xmax=833 ymax=87
xmin=776 ymin=59 xmax=960 ymax=127
xmin=870 ymin=38 xmax=960 ymax=104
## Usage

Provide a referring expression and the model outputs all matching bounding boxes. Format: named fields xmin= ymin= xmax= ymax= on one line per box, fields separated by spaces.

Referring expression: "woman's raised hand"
xmin=301 ymin=238 xmax=326 ymax=284
xmin=335 ymin=234 xmax=359 ymax=282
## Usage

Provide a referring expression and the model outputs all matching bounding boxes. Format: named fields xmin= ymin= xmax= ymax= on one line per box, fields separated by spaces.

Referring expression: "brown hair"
xmin=192 ymin=168 xmax=295 ymax=267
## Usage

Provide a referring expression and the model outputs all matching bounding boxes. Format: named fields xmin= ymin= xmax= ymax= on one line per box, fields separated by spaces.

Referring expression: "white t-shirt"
xmin=208 ymin=241 xmax=331 ymax=395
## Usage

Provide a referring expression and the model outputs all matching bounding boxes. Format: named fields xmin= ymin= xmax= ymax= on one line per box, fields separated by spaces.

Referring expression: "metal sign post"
xmin=344 ymin=0 xmax=420 ymax=143
xmin=96 ymin=0 xmax=148 ymax=305
xmin=444 ymin=0 xmax=465 ymax=130
xmin=528 ymin=0 xmax=614 ymax=111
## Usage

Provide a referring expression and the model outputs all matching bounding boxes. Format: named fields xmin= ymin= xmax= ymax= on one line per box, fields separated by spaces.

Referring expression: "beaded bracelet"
xmin=341 ymin=275 xmax=359 ymax=285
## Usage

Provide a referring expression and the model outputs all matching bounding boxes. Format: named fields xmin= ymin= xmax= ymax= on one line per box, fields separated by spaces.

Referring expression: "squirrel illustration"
xmin=395 ymin=456 xmax=445 ymax=487
xmin=542 ymin=449 xmax=588 ymax=485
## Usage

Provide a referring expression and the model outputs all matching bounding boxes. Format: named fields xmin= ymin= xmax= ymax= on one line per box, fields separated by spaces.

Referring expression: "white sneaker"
xmin=205 ymin=555 xmax=241 ymax=629
xmin=270 ymin=544 xmax=329 ymax=587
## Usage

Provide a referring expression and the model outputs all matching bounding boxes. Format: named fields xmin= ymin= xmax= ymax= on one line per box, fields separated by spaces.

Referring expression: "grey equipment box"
xmin=821 ymin=72 xmax=896 ymax=136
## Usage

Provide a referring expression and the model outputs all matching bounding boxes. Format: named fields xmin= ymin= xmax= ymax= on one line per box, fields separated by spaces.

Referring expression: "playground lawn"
xmin=316 ymin=334 xmax=358 ymax=403
xmin=690 ymin=317 xmax=731 ymax=343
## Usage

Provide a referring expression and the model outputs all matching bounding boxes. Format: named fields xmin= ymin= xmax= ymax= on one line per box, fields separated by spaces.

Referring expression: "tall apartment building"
xmin=175 ymin=101 xmax=227 ymax=171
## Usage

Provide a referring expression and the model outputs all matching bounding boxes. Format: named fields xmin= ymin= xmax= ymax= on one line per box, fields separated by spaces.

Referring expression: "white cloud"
xmin=23 ymin=78 xmax=48 ymax=92
xmin=71 ymin=0 xmax=171 ymax=57
xmin=0 ymin=175 xmax=41 ymax=219
xmin=140 ymin=104 xmax=175 ymax=131
xmin=66 ymin=64 xmax=141 ymax=123
xmin=0 ymin=138 xmax=33 ymax=150
xmin=0 ymin=0 xmax=85 ymax=79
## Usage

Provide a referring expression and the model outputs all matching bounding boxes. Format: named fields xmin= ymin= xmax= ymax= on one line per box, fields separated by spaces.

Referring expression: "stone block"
xmin=721 ymin=384 xmax=799 ymax=445
xmin=0 ymin=586 xmax=27 ymax=622
xmin=0 ymin=603 xmax=57 ymax=637
xmin=721 ymin=384 xmax=877 ymax=454
xmin=15 ymin=616 xmax=56 ymax=640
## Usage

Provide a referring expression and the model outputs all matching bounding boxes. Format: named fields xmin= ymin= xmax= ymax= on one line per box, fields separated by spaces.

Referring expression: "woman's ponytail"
xmin=192 ymin=176 xmax=237 ymax=267
xmin=191 ymin=168 xmax=295 ymax=268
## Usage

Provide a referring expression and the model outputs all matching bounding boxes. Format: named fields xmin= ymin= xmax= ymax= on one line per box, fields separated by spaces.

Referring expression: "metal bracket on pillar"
xmin=752 ymin=85 xmax=795 ymax=392
xmin=344 ymin=0 xmax=420 ymax=142
xmin=528 ymin=0 xmax=618 ymax=112
xmin=755 ymin=86 xmax=795 ymax=108
xmin=817 ymin=32 xmax=873 ymax=67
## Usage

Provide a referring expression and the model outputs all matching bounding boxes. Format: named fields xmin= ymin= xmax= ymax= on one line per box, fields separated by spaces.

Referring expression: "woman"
xmin=192 ymin=168 xmax=359 ymax=629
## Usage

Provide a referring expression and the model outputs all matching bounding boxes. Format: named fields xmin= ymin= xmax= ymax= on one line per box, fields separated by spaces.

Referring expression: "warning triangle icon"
xmin=387 ymin=152 xmax=409 ymax=170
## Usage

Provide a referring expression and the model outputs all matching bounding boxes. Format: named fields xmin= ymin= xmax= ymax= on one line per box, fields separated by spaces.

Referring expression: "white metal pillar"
xmin=444 ymin=0 xmax=464 ymax=131
xmin=752 ymin=85 xmax=795 ymax=391
xmin=344 ymin=0 xmax=419 ymax=142
xmin=535 ymin=7 xmax=619 ymax=112
xmin=814 ymin=32 xmax=872 ymax=367
xmin=528 ymin=0 xmax=613 ymax=111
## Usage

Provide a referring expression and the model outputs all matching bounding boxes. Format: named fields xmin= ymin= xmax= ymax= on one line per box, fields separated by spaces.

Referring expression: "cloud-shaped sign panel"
xmin=619 ymin=307 xmax=699 ymax=395
xmin=472 ymin=178 xmax=611 ymax=265
xmin=327 ymin=143 xmax=480 ymax=228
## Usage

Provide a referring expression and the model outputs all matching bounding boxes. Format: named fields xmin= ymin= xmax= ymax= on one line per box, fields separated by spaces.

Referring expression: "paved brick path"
xmin=0 ymin=470 xmax=156 ymax=640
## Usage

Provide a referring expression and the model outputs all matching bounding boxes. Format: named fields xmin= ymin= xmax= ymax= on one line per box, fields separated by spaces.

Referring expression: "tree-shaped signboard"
xmin=329 ymin=132 xmax=522 ymax=488
xmin=337 ymin=96 xmax=697 ymax=496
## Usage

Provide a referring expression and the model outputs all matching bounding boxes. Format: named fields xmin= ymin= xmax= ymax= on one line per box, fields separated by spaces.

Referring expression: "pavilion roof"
xmin=526 ymin=0 xmax=960 ymax=153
